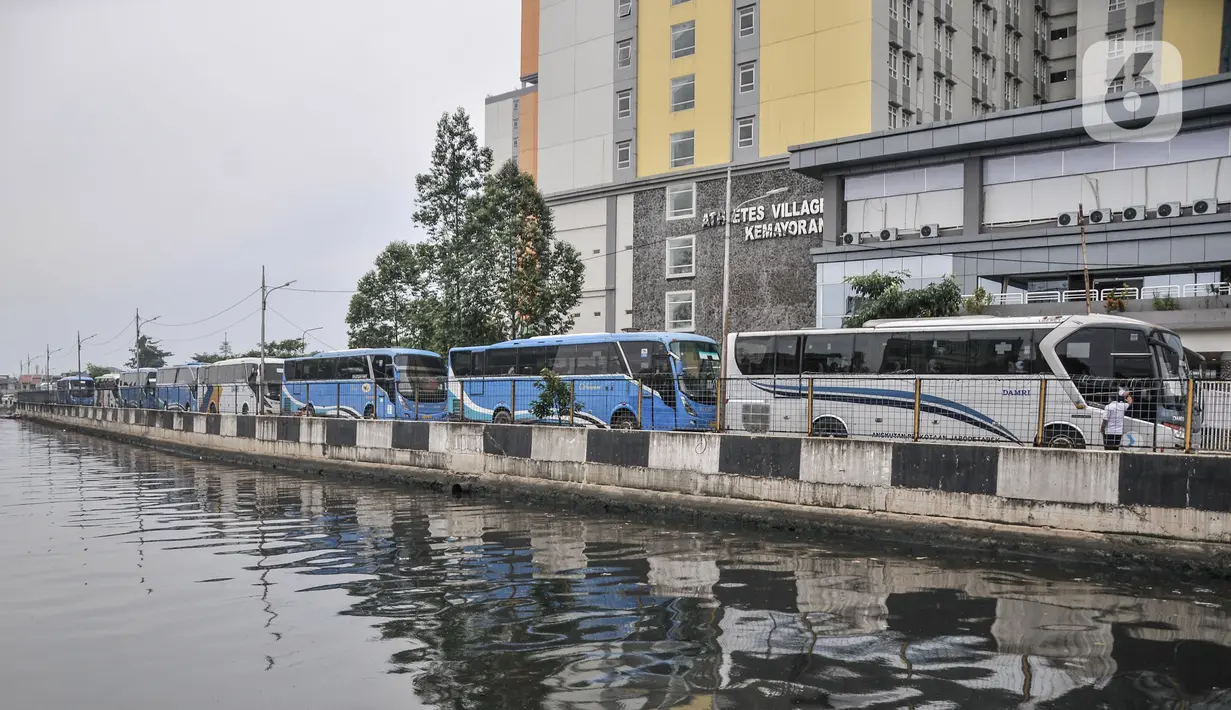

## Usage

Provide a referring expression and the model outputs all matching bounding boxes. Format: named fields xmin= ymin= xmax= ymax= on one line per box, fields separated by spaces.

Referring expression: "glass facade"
xmin=815 ymin=256 xmax=953 ymax=329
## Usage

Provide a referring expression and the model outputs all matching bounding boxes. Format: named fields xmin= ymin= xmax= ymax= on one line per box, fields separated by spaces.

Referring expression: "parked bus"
xmin=155 ymin=363 xmax=206 ymax=411
xmin=447 ymin=332 xmax=720 ymax=431
xmin=94 ymin=373 xmax=121 ymax=408
xmin=55 ymin=376 xmax=95 ymax=406
xmin=199 ymin=357 xmax=284 ymax=414
xmin=118 ymin=368 xmax=158 ymax=408
xmin=725 ymin=314 xmax=1200 ymax=449
xmin=282 ymin=348 xmax=448 ymax=420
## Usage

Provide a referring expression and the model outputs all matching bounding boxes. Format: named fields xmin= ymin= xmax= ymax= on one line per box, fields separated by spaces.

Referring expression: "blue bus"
xmin=282 ymin=348 xmax=449 ymax=420
xmin=155 ymin=363 xmax=206 ymax=411
xmin=118 ymin=368 xmax=158 ymax=408
xmin=447 ymin=332 xmax=720 ymax=430
xmin=55 ymin=376 xmax=95 ymax=406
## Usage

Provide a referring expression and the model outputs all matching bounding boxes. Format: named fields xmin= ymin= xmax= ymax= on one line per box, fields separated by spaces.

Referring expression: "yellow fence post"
xmin=806 ymin=378 xmax=814 ymax=435
xmin=913 ymin=379 xmax=922 ymax=442
xmin=1035 ymin=378 xmax=1047 ymax=447
xmin=569 ymin=380 xmax=575 ymax=427
xmin=1185 ymin=378 xmax=1195 ymax=452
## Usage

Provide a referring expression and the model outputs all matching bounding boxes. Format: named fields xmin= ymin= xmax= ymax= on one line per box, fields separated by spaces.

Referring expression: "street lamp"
xmin=45 ymin=345 xmax=64 ymax=382
xmin=300 ymin=327 xmax=322 ymax=355
xmin=258 ymin=266 xmax=297 ymax=415
xmin=134 ymin=311 xmax=160 ymax=370
xmin=77 ymin=332 xmax=97 ymax=376
xmin=720 ymin=167 xmax=788 ymax=387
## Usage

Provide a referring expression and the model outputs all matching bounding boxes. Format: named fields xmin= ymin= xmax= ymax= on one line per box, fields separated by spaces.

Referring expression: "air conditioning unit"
xmin=1057 ymin=212 xmax=1079 ymax=227
xmin=1156 ymin=201 xmax=1181 ymax=218
xmin=878 ymin=228 xmax=898 ymax=242
xmin=1193 ymin=198 xmax=1218 ymax=216
xmin=1121 ymin=205 xmax=1146 ymax=221
xmin=919 ymin=223 xmax=940 ymax=238
xmin=840 ymin=232 xmax=858 ymax=246
xmin=1088 ymin=208 xmax=1112 ymax=224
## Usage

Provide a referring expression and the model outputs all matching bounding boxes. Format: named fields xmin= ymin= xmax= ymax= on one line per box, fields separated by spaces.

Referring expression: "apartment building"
xmin=483 ymin=0 xmax=1231 ymax=342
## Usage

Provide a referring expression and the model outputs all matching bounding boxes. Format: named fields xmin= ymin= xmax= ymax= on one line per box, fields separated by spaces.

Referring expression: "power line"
xmin=147 ymin=288 xmax=260 ymax=328
xmin=155 ymin=308 xmax=261 ymax=344
xmin=88 ymin=320 xmax=133 ymax=348
xmin=283 ymin=287 xmax=356 ymax=294
xmin=267 ymin=306 xmax=338 ymax=351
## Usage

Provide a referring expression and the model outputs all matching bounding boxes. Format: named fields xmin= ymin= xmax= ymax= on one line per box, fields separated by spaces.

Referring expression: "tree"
xmin=345 ymin=241 xmax=439 ymax=350
xmin=530 ymin=368 xmax=581 ymax=424
xmin=412 ymin=108 xmax=493 ymax=351
xmin=238 ymin=339 xmax=310 ymax=359
xmin=192 ymin=352 xmax=228 ymax=364
xmin=842 ymin=271 xmax=963 ymax=328
xmin=85 ymin=364 xmax=114 ymax=378
xmin=466 ymin=160 xmax=583 ymax=342
xmin=126 ymin=335 xmax=172 ymax=369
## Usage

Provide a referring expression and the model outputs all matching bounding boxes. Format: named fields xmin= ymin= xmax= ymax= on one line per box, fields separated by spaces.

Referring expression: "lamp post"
xmin=77 ymin=332 xmax=97 ymax=377
xmin=299 ymin=327 xmax=322 ymax=355
xmin=134 ymin=311 xmax=160 ymax=370
xmin=46 ymin=345 xmax=64 ymax=383
xmin=258 ymin=266 xmax=297 ymax=415
xmin=719 ymin=167 xmax=788 ymax=383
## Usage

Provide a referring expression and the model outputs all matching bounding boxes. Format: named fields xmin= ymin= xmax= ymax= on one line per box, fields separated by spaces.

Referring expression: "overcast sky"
xmin=0 ymin=0 xmax=519 ymax=375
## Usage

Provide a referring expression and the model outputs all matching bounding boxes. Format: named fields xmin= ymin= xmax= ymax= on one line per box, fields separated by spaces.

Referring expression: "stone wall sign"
xmin=700 ymin=197 xmax=824 ymax=241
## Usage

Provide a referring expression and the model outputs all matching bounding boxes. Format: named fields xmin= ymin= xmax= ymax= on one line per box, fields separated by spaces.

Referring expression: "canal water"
xmin=4 ymin=421 xmax=1231 ymax=709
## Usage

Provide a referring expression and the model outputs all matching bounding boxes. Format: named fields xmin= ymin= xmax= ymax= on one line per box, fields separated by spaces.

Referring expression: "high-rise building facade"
xmin=483 ymin=0 xmax=1231 ymax=344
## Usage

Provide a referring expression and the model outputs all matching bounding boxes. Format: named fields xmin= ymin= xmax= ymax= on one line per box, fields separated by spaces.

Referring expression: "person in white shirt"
xmin=1101 ymin=389 xmax=1132 ymax=450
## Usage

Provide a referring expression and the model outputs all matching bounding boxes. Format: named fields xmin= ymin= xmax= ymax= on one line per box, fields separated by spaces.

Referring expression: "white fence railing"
xmin=966 ymin=282 xmax=1231 ymax=306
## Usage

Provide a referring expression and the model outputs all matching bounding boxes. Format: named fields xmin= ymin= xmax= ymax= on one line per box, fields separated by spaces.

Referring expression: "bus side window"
xmin=803 ymin=334 xmax=854 ymax=374
xmin=734 ymin=336 xmax=773 ymax=376
xmin=852 ymin=334 xmax=889 ymax=374
xmin=605 ymin=343 xmax=626 ymax=375
xmin=472 ymin=351 xmax=486 ymax=377
xmin=879 ymin=335 xmax=912 ymax=374
xmin=518 ymin=347 xmax=547 ymax=376
xmin=970 ymin=330 xmax=1037 ymax=375
xmin=549 ymin=346 xmax=575 ymax=375
xmin=452 ymin=351 xmax=472 ymax=378
xmin=774 ymin=335 xmax=801 ymax=376
xmin=915 ymin=332 xmax=969 ymax=374
xmin=488 ymin=348 xmax=515 ymax=375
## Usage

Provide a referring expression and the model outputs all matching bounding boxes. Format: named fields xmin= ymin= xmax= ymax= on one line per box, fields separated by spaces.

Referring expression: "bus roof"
xmin=285 ymin=348 xmax=441 ymax=362
xmin=736 ymin=314 xmax=1175 ymax=336
xmin=206 ymin=357 xmax=285 ymax=367
xmin=56 ymin=376 xmax=93 ymax=383
xmin=451 ymin=331 xmax=717 ymax=353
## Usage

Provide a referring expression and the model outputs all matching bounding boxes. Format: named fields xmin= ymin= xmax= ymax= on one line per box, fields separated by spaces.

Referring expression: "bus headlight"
xmin=683 ymin=398 xmax=697 ymax=417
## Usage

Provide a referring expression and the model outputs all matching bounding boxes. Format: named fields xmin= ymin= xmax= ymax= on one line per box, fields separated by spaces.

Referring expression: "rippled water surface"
xmin=4 ymin=420 xmax=1231 ymax=709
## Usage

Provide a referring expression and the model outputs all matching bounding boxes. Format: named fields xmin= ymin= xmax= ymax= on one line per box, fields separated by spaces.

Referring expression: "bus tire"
xmin=1043 ymin=424 xmax=1085 ymax=449
xmin=363 ymin=404 xmax=375 ymax=419
xmin=208 ymin=403 xmax=217 ymax=414
xmin=493 ymin=409 xmax=513 ymax=425
xmin=611 ymin=410 xmax=639 ymax=430
xmin=305 ymin=404 xmax=316 ymax=417
xmin=810 ymin=416 xmax=848 ymax=438
xmin=241 ymin=404 xmax=250 ymax=416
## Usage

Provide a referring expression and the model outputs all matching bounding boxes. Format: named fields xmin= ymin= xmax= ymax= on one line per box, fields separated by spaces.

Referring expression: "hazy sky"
xmin=0 ymin=0 xmax=520 ymax=374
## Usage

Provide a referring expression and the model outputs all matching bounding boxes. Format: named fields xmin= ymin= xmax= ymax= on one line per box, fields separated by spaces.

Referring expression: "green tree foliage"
xmin=345 ymin=241 xmax=438 ymax=350
xmin=192 ymin=352 xmax=228 ymax=364
xmin=842 ymin=271 xmax=963 ymax=328
xmin=85 ymin=364 xmax=114 ymax=378
xmin=237 ymin=339 xmax=310 ymax=359
xmin=530 ymin=368 xmax=581 ymax=424
xmin=467 ymin=160 xmax=584 ymax=342
xmin=126 ymin=335 xmax=172 ymax=369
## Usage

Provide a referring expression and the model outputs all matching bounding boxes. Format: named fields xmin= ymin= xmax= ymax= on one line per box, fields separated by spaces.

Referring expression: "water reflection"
xmin=2 ymin=421 xmax=1230 ymax=709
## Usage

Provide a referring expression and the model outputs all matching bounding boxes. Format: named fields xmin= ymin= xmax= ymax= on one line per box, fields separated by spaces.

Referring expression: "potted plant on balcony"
xmin=1104 ymin=285 xmax=1129 ymax=313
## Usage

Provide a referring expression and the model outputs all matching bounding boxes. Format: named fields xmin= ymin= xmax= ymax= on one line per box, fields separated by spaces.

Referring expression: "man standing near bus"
xmin=1101 ymin=389 xmax=1132 ymax=450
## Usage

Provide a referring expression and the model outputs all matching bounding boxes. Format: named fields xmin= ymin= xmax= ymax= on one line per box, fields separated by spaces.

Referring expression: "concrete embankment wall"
xmin=18 ymin=403 xmax=1231 ymax=569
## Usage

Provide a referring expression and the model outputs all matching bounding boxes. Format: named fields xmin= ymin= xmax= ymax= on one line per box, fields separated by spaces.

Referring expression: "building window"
xmin=1134 ymin=75 xmax=1149 ymax=89
xmin=1050 ymin=26 xmax=1070 ymax=40
xmin=666 ymin=235 xmax=695 ymax=278
xmin=618 ymin=0 xmax=632 ymax=18
xmin=888 ymin=105 xmax=899 ymax=129
xmin=672 ymin=0 xmax=690 ymax=3
xmin=737 ymin=5 xmax=755 ymax=37
xmin=1109 ymin=0 xmax=1125 ymax=10
xmin=944 ymin=81 xmax=953 ymax=111
xmin=933 ymin=74 xmax=942 ymax=105
xmin=671 ymin=21 xmax=696 ymax=58
xmin=972 ymin=0 xmax=981 ymax=31
xmin=888 ymin=46 xmax=900 ymax=80
xmin=1107 ymin=32 xmax=1124 ymax=57
xmin=902 ymin=53 xmax=913 ymax=87
xmin=617 ymin=39 xmax=633 ymax=68
xmin=1136 ymin=27 xmax=1154 ymax=43
xmin=934 ymin=20 xmax=943 ymax=51
xmin=1050 ymin=69 xmax=1070 ymax=83
xmin=666 ymin=183 xmax=695 ymax=219
xmin=617 ymin=89 xmax=632 ymax=119
xmin=1011 ymin=81 xmax=1020 ymax=107
xmin=670 ymin=75 xmax=696 ymax=111
xmin=889 ymin=0 xmax=898 ymax=21
xmin=972 ymin=49 xmax=981 ymax=80
xmin=617 ymin=140 xmax=632 ymax=170
xmin=945 ymin=27 xmax=954 ymax=57
xmin=665 ymin=291 xmax=695 ymax=332
xmin=1107 ymin=77 xmax=1124 ymax=93
xmin=738 ymin=62 xmax=756 ymax=93
xmin=670 ymin=130 xmax=695 ymax=167
xmin=737 ymin=116 xmax=754 ymax=148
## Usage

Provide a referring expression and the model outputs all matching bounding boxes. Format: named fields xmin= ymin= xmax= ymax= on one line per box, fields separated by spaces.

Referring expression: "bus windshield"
xmin=395 ymin=354 xmax=447 ymax=378
xmin=671 ymin=340 xmax=720 ymax=403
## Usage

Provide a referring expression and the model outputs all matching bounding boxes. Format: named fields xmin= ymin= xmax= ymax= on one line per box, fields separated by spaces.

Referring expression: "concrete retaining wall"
xmin=18 ymin=404 xmax=1231 ymax=563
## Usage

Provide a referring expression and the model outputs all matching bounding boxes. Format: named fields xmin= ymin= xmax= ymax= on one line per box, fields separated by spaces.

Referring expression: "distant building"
xmin=0 ymin=376 xmax=16 ymax=394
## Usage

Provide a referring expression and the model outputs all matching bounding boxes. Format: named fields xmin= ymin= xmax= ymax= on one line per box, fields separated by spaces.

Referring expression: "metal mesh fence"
xmin=13 ymin=374 xmax=1217 ymax=452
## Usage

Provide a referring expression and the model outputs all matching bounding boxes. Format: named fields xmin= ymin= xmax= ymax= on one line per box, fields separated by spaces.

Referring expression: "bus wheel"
xmin=1043 ymin=425 xmax=1085 ymax=449
xmin=241 ymin=404 xmax=250 ymax=416
xmin=493 ymin=409 xmax=512 ymax=425
xmin=208 ymin=403 xmax=217 ymax=414
xmin=363 ymin=404 xmax=375 ymax=419
xmin=611 ymin=410 xmax=639 ymax=430
xmin=305 ymin=404 xmax=316 ymax=417
xmin=810 ymin=416 xmax=848 ymax=438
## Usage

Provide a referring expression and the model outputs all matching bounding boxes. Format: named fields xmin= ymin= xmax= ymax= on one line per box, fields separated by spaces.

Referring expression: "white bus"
xmin=94 ymin=373 xmax=121 ymax=408
xmin=725 ymin=314 xmax=1200 ymax=450
xmin=199 ymin=357 xmax=284 ymax=415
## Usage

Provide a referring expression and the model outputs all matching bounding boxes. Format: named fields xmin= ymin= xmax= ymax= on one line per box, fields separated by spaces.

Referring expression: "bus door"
xmin=623 ymin=341 xmax=675 ymax=429
xmin=372 ymin=354 xmax=397 ymax=418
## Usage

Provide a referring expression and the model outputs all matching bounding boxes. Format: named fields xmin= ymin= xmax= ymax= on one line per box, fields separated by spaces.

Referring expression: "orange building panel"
xmin=521 ymin=0 xmax=539 ymax=80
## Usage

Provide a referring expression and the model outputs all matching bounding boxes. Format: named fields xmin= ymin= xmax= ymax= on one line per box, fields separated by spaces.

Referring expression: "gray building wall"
xmin=631 ymin=167 xmax=823 ymax=340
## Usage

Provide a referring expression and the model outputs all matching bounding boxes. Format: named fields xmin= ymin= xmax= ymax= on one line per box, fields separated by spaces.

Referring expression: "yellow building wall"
xmin=637 ymin=0 xmax=733 ymax=177
xmin=759 ymin=0 xmax=874 ymax=157
xmin=1162 ymin=0 xmax=1224 ymax=81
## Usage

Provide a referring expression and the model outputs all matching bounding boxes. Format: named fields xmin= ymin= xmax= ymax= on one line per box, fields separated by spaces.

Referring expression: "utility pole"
xmin=134 ymin=309 xmax=161 ymax=371
xmin=1078 ymin=203 xmax=1092 ymax=315
xmin=258 ymin=266 xmax=296 ymax=415
xmin=46 ymin=344 xmax=63 ymax=383
xmin=77 ymin=331 xmax=97 ymax=377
